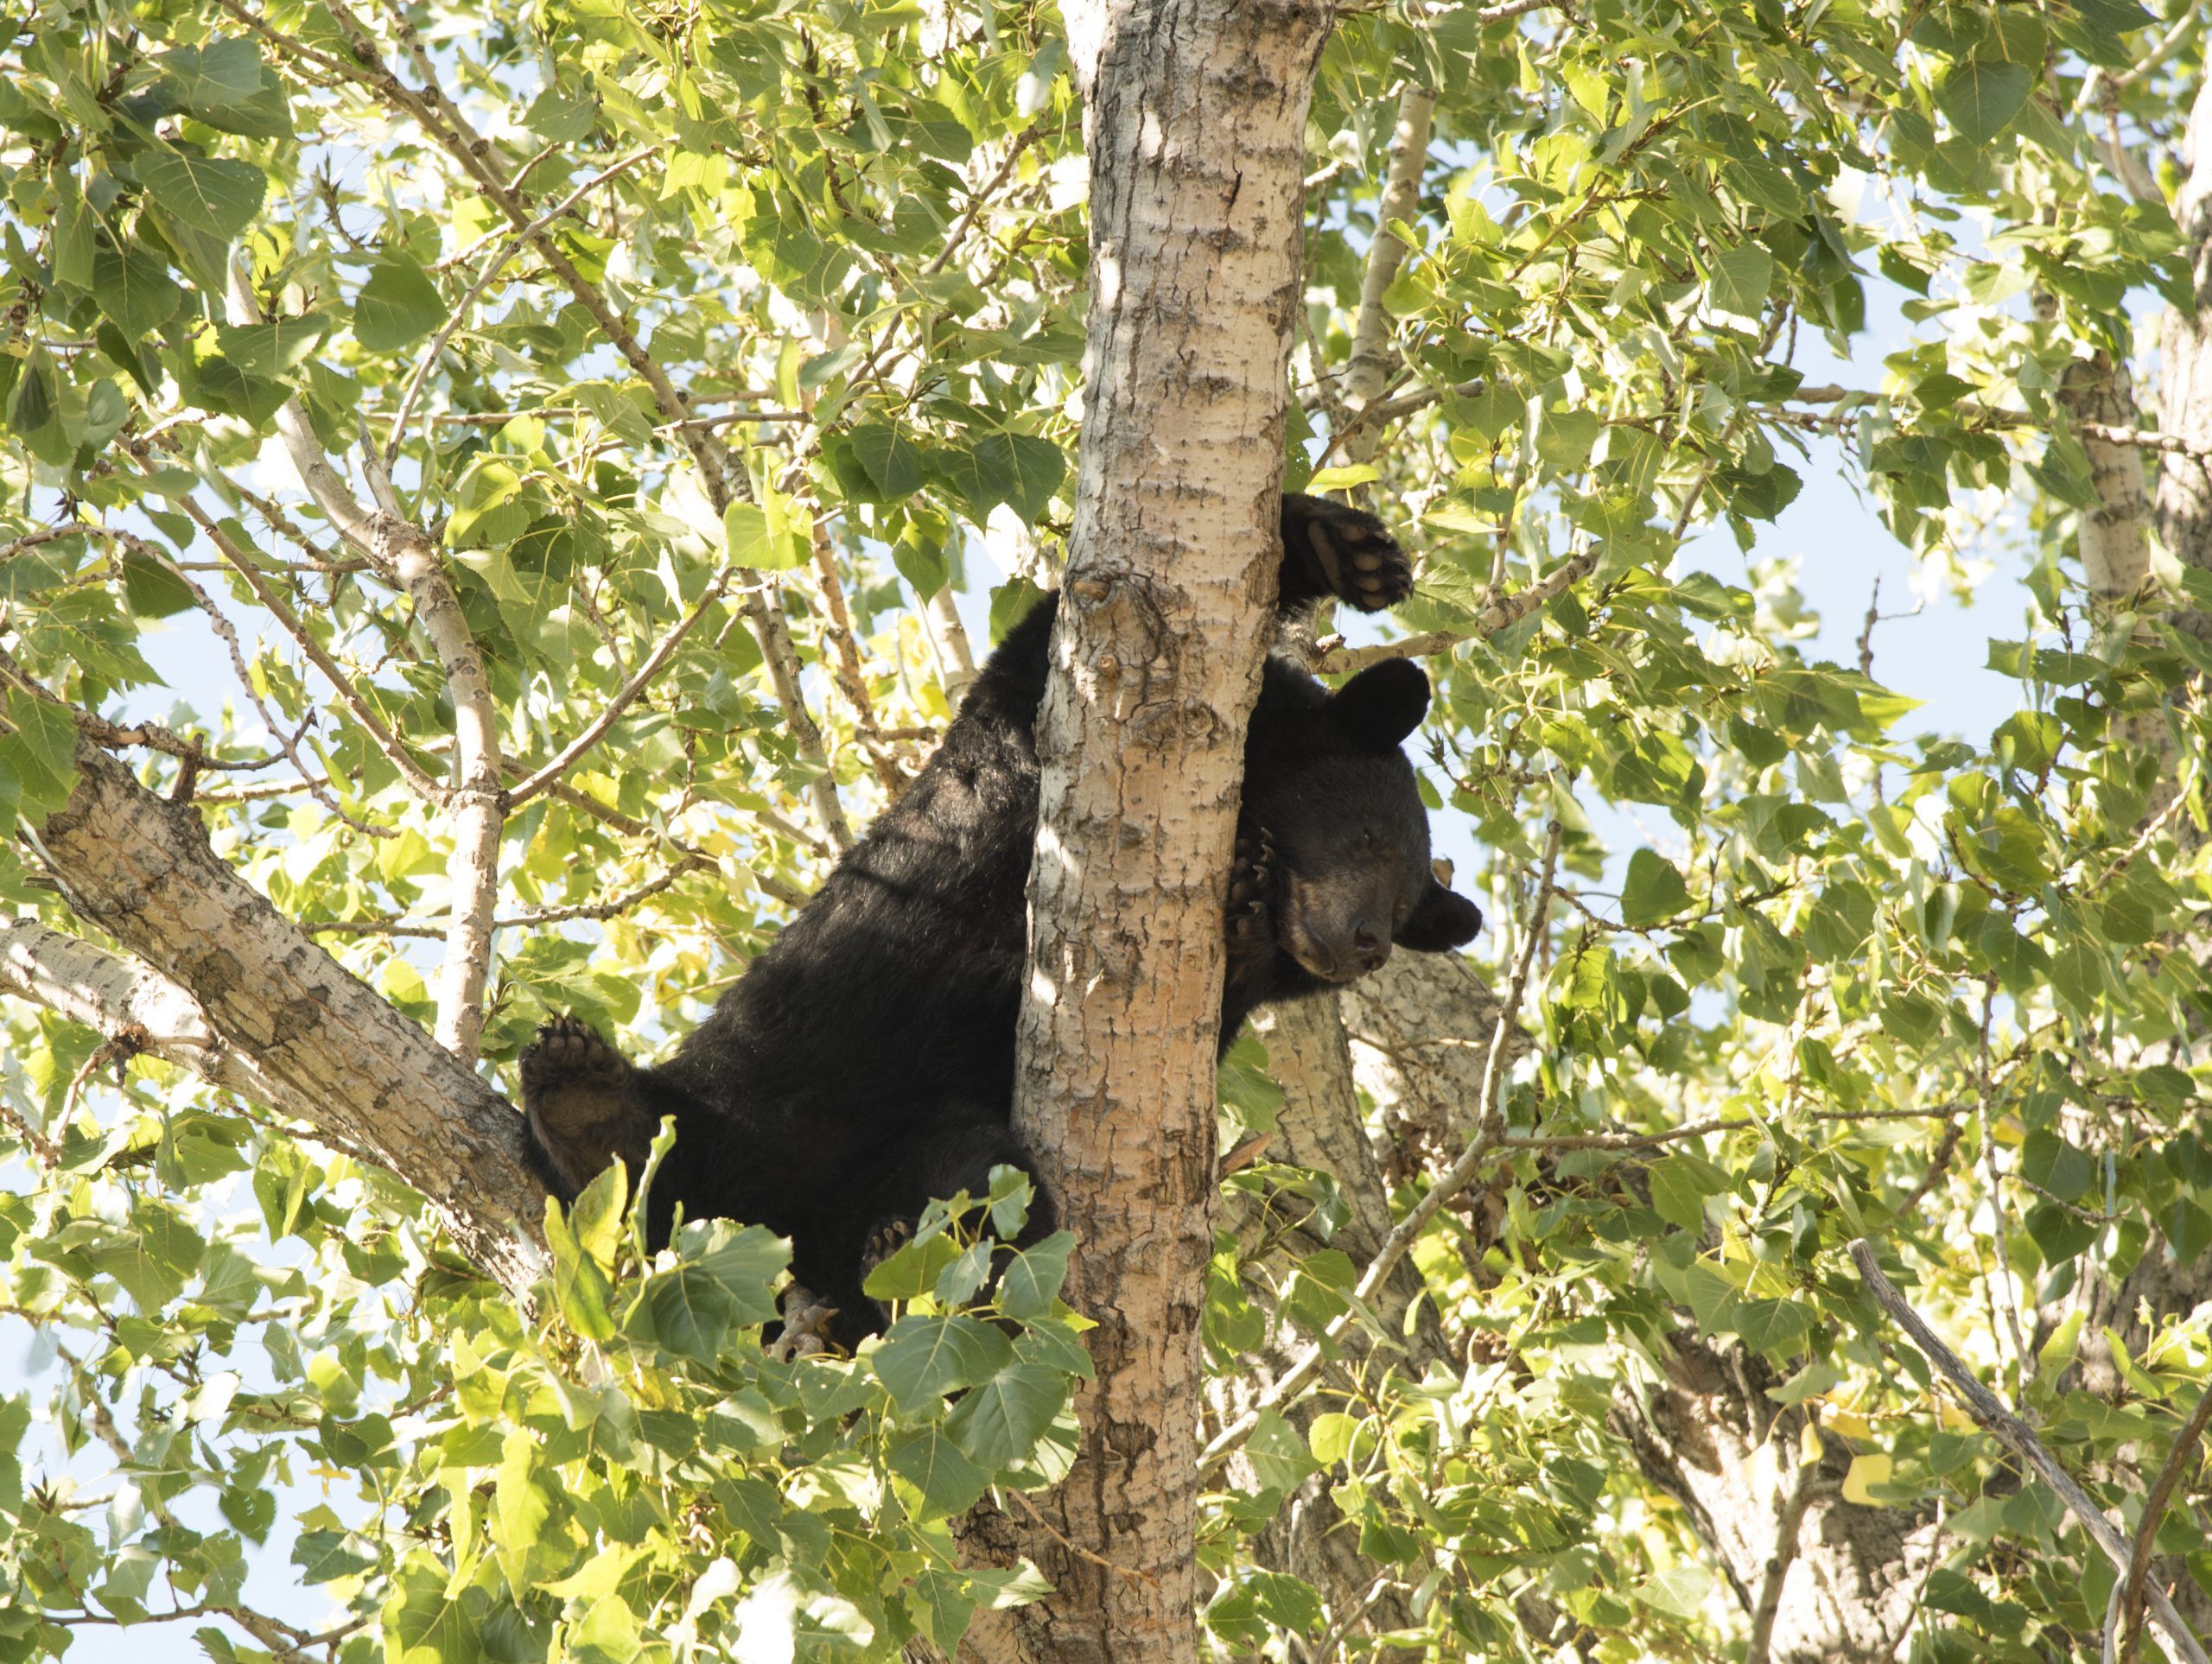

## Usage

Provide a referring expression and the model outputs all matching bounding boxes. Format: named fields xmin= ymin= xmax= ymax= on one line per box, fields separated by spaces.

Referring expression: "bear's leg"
xmin=518 ymin=1015 xmax=654 ymax=1197
xmin=840 ymin=1120 xmax=1057 ymax=1338
xmin=1279 ymin=493 xmax=1414 ymax=613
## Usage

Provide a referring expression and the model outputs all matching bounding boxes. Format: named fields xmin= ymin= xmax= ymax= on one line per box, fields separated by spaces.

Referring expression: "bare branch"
xmin=1845 ymin=1239 xmax=2212 ymax=1664
xmin=2107 ymin=1384 xmax=2212 ymax=1664
xmin=1313 ymin=549 xmax=1598 ymax=674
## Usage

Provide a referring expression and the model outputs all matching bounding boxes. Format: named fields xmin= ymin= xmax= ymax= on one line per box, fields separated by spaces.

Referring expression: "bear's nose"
xmin=1353 ymin=926 xmax=1389 ymax=974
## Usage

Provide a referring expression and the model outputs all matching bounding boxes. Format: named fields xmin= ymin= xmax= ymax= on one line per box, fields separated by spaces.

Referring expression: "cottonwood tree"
xmin=3 ymin=2 xmax=2212 ymax=1662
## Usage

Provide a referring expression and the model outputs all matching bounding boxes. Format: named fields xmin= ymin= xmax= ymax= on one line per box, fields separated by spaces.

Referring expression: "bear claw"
xmin=1227 ymin=829 xmax=1275 ymax=946
xmin=861 ymin=1216 xmax=915 ymax=1275
xmin=520 ymin=1013 xmax=630 ymax=1094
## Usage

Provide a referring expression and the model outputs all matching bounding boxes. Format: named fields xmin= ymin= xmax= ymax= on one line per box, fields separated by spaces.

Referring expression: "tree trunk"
xmin=995 ymin=3 xmax=1334 ymax=1658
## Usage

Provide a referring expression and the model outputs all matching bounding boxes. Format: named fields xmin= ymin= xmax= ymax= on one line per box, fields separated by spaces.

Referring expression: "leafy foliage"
xmin=1 ymin=0 xmax=2210 ymax=1659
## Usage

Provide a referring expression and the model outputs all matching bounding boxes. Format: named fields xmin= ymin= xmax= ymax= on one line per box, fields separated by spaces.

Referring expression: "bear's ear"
xmin=1394 ymin=879 xmax=1483 ymax=952
xmin=1329 ymin=658 xmax=1430 ymax=750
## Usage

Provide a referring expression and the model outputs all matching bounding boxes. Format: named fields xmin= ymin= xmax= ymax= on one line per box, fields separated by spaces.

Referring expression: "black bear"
xmin=520 ymin=494 xmax=1481 ymax=1348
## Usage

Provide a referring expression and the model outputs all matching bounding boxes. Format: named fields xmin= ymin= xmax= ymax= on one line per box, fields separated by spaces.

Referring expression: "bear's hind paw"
xmin=520 ymin=1014 xmax=630 ymax=1096
xmin=767 ymin=1283 xmax=841 ymax=1362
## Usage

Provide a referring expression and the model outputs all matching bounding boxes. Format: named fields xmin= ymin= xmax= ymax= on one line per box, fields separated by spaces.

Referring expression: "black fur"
xmin=520 ymin=495 xmax=1482 ymax=1345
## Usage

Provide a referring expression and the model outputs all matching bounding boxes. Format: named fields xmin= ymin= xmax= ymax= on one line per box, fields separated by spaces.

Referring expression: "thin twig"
xmin=506 ymin=567 xmax=744 ymax=807
xmin=2107 ymin=1384 xmax=2212 ymax=1664
xmin=308 ymin=856 xmax=709 ymax=936
xmin=1006 ymin=1488 xmax=1160 ymax=1587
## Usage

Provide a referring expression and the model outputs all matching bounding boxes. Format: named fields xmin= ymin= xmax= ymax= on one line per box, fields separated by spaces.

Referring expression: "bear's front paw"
xmin=1287 ymin=498 xmax=1412 ymax=613
xmin=861 ymin=1216 xmax=915 ymax=1279
xmin=1226 ymin=829 xmax=1275 ymax=949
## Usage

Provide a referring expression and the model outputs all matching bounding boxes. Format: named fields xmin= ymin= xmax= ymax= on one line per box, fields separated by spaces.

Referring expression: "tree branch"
xmin=1844 ymin=1239 xmax=2211 ymax=1664
xmin=18 ymin=746 xmax=545 ymax=1299
xmin=2107 ymin=1384 xmax=2212 ymax=1664
xmin=1337 ymin=84 xmax=1434 ymax=466
xmin=1747 ymin=1468 xmax=1840 ymax=1664
xmin=1313 ymin=549 xmax=1598 ymax=674
xmin=506 ymin=567 xmax=743 ymax=808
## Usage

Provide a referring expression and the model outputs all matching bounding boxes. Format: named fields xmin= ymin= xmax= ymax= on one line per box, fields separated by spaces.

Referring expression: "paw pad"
xmin=1302 ymin=504 xmax=1412 ymax=613
xmin=519 ymin=1014 xmax=628 ymax=1090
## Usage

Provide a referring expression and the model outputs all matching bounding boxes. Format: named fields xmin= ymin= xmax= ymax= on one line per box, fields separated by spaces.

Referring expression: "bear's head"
xmin=1242 ymin=658 xmax=1483 ymax=983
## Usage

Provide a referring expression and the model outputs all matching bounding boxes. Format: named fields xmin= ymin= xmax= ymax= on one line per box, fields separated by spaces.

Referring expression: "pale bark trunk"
xmin=24 ymin=744 xmax=545 ymax=1299
xmin=2158 ymin=74 xmax=2212 ymax=600
xmin=995 ymin=4 xmax=1334 ymax=1658
xmin=1340 ymin=85 xmax=1434 ymax=464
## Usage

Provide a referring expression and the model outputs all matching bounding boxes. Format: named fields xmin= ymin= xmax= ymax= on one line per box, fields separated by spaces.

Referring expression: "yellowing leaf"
xmin=1841 ymin=1452 xmax=1892 ymax=1506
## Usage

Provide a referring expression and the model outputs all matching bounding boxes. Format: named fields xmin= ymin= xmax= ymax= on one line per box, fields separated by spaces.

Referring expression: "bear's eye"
xmin=1359 ymin=828 xmax=1377 ymax=854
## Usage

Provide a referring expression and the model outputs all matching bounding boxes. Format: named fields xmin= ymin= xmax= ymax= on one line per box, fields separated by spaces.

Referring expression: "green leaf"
xmin=945 ymin=1362 xmax=1068 ymax=1467
xmin=383 ymin=1550 xmax=490 ymax=1664
xmin=1648 ymin=1153 xmax=1730 ymax=1232
xmin=723 ymin=499 xmax=804 ymax=570
xmin=156 ymin=39 xmax=266 ymax=112
xmin=214 ymin=314 xmax=332 ymax=378
xmin=849 ymin=422 xmax=925 ymax=499
xmin=1621 ymin=848 xmax=1691 ymax=927
xmin=4 ymin=688 xmax=78 ymax=815
xmin=622 ymin=1220 xmax=785 ymax=1364
xmin=1708 ymin=245 xmax=1773 ymax=316
xmin=995 ymin=1231 xmax=1075 ymax=1321
xmin=353 ymin=257 xmax=447 ymax=352
xmin=871 ymin=1314 xmax=1014 ymax=1408
xmin=1936 ymin=60 xmax=2032 ymax=146
xmin=131 ymin=148 xmax=267 ymax=242
xmin=293 ymin=1527 xmax=378 ymax=1585
xmin=1246 ymin=1409 xmax=1319 ymax=1494
xmin=885 ymin=1423 xmax=992 ymax=1518
xmin=87 ymin=1205 xmax=204 ymax=1311
xmin=1634 ymin=1562 xmax=1713 ymax=1620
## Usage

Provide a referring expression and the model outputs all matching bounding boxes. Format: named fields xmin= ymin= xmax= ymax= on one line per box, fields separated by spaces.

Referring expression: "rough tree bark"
xmin=992 ymin=3 xmax=1337 ymax=1657
xmin=18 ymin=742 xmax=545 ymax=1299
